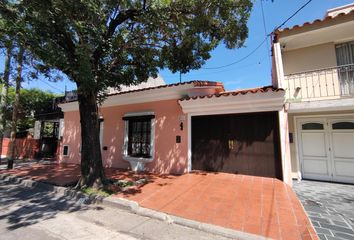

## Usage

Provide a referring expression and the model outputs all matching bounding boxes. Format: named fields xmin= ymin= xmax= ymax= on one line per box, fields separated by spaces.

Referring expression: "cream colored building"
xmin=272 ymin=3 xmax=354 ymax=184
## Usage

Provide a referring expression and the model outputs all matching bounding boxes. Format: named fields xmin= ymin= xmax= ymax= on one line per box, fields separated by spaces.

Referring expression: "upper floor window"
xmin=336 ymin=41 xmax=354 ymax=66
xmin=335 ymin=41 xmax=354 ymax=95
xmin=123 ymin=113 xmax=155 ymax=159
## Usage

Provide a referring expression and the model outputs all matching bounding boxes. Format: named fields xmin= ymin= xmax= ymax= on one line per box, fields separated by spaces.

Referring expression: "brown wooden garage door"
xmin=192 ymin=112 xmax=282 ymax=179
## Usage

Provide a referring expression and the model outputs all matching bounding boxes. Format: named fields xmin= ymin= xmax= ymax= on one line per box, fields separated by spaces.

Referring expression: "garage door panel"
xmin=302 ymin=158 xmax=329 ymax=175
xmin=334 ymin=160 xmax=354 ymax=178
xmin=301 ymin=132 xmax=327 ymax=158
xmin=191 ymin=139 xmax=229 ymax=172
xmin=332 ymin=133 xmax=354 ymax=159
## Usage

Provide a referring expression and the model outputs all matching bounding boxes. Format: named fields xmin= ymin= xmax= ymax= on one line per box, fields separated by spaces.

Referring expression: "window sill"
xmin=123 ymin=155 xmax=154 ymax=162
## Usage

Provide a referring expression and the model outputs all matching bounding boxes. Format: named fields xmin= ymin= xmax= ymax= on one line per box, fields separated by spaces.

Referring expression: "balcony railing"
xmin=284 ymin=64 xmax=354 ymax=101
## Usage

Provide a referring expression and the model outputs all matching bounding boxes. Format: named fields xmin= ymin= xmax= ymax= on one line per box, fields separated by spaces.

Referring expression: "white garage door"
xmin=298 ymin=117 xmax=354 ymax=184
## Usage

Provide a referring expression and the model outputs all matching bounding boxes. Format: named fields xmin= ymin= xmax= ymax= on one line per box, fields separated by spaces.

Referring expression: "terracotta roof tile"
xmin=61 ymin=80 xmax=224 ymax=103
xmin=107 ymin=80 xmax=224 ymax=97
xmin=276 ymin=9 xmax=354 ymax=33
xmin=179 ymin=86 xmax=284 ymax=101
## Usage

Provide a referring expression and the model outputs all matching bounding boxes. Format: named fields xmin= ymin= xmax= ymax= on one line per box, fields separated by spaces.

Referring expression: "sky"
xmin=1 ymin=0 xmax=354 ymax=93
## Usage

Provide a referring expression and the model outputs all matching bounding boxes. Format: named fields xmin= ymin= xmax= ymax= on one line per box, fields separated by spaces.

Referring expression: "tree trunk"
xmin=76 ymin=87 xmax=105 ymax=188
xmin=0 ymin=43 xmax=12 ymax=163
xmin=8 ymin=45 xmax=24 ymax=169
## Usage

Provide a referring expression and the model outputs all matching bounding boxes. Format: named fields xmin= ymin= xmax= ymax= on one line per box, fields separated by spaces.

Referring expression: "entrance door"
xmin=298 ymin=117 xmax=354 ymax=184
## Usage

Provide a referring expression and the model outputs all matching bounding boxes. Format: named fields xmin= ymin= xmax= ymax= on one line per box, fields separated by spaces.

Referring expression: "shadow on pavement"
xmin=0 ymin=180 xmax=91 ymax=230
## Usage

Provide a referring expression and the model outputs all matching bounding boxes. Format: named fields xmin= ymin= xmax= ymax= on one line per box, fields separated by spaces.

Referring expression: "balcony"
xmin=284 ymin=64 xmax=354 ymax=102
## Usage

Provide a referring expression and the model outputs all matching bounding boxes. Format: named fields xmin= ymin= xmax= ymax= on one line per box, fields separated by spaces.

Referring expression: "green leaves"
xmin=2 ymin=0 xmax=253 ymax=95
xmin=0 ymin=85 xmax=58 ymax=132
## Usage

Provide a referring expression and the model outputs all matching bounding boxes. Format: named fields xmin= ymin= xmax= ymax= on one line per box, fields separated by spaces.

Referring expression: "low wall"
xmin=1 ymin=138 xmax=40 ymax=159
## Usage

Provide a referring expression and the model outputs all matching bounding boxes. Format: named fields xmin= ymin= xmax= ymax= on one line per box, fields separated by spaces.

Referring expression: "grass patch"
xmin=80 ymin=178 xmax=148 ymax=197
xmin=81 ymin=187 xmax=114 ymax=197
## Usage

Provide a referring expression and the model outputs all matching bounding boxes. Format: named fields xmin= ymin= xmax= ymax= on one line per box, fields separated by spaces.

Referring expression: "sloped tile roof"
xmin=61 ymin=80 xmax=224 ymax=103
xmin=179 ymin=86 xmax=284 ymax=101
xmin=276 ymin=9 xmax=354 ymax=34
xmin=107 ymin=80 xmax=225 ymax=97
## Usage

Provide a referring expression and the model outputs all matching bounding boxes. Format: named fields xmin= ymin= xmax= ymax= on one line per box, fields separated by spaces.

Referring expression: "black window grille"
xmin=123 ymin=115 xmax=154 ymax=158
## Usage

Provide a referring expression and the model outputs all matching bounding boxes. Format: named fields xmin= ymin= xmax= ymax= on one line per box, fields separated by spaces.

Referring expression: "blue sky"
xmin=1 ymin=0 xmax=354 ymax=93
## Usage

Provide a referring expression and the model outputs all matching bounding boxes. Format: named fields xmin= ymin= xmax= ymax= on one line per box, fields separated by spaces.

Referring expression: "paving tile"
xmin=310 ymin=216 xmax=331 ymax=225
xmin=317 ymin=233 xmax=327 ymax=240
xmin=312 ymin=221 xmax=321 ymax=227
xmin=243 ymin=222 xmax=262 ymax=236
xmin=332 ymin=220 xmax=351 ymax=228
xmin=1 ymin=164 xmax=317 ymax=240
xmin=326 ymin=235 xmax=344 ymax=240
xmin=319 ymin=223 xmax=354 ymax=235
xmin=314 ymin=227 xmax=333 ymax=236
xmin=333 ymin=231 xmax=354 ymax=240
xmin=294 ymin=180 xmax=354 ymax=240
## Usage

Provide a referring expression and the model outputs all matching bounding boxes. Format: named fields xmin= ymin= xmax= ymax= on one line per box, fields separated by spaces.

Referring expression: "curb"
xmin=0 ymin=173 xmax=267 ymax=240
xmin=102 ymin=196 xmax=266 ymax=240
xmin=0 ymin=173 xmax=103 ymax=204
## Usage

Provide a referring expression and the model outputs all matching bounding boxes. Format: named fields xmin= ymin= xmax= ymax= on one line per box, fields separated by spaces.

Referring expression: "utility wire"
xmin=163 ymin=53 xmax=269 ymax=79
xmin=273 ymin=0 xmax=313 ymax=31
xmin=202 ymin=37 xmax=268 ymax=70
xmin=260 ymin=0 xmax=271 ymax=69
xmin=38 ymin=78 xmax=64 ymax=93
xmin=201 ymin=0 xmax=313 ymax=70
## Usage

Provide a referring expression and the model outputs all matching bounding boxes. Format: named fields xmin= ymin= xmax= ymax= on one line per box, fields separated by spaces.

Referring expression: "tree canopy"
xmin=4 ymin=0 xmax=252 ymax=94
xmin=0 ymin=0 xmax=253 ymax=187
xmin=0 ymin=85 xmax=59 ymax=133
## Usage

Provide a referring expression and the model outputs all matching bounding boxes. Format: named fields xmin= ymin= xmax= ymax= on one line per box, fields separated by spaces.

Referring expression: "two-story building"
xmin=272 ymin=3 xmax=354 ymax=184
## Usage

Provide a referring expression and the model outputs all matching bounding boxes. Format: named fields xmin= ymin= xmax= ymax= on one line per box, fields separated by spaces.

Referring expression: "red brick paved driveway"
xmin=0 ymin=163 xmax=317 ymax=239
xmin=0 ymin=163 xmax=81 ymax=186
xmin=116 ymin=172 xmax=318 ymax=240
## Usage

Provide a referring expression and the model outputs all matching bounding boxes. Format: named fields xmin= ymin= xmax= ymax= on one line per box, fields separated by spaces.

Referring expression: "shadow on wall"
xmin=61 ymin=114 xmax=81 ymax=164
xmin=191 ymin=112 xmax=282 ymax=179
xmin=144 ymin=114 xmax=187 ymax=175
xmin=61 ymin=102 xmax=188 ymax=174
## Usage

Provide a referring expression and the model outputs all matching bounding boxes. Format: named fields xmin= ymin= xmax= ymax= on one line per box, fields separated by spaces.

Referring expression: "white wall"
xmin=282 ymin=43 xmax=337 ymax=75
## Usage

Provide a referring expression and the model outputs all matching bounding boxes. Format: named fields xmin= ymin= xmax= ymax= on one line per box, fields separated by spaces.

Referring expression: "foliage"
xmin=3 ymin=0 xmax=253 ymax=95
xmin=0 ymin=85 xmax=59 ymax=132
xmin=81 ymin=187 xmax=113 ymax=197
xmin=0 ymin=0 xmax=253 ymax=187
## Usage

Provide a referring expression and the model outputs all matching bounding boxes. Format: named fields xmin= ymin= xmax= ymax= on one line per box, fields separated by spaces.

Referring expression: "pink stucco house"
xmin=58 ymin=78 xmax=292 ymax=185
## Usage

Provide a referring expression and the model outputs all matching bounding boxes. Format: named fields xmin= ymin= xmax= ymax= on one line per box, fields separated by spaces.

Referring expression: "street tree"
xmin=0 ymin=1 xmax=27 ymax=168
xmin=0 ymin=43 xmax=12 ymax=162
xmin=1 ymin=0 xmax=253 ymax=188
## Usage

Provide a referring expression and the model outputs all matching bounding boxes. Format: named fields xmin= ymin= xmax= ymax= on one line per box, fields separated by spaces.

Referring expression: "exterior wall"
xmin=288 ymin=110 xmax=354 ymax=179
xmin=60 ymin=99 xmax=188 ymax=174
xmin=282 ymin=43 xmax=337 ymax=75
xmin=272 ymin=42 xmax=285 ymax=88
xmin=59 ymin=110 xmax=81 ymax=164
xmin=278 ymin=109 xmax=292 ymax=186
xmin=1 ymin=137 xmax=40 ymax=159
